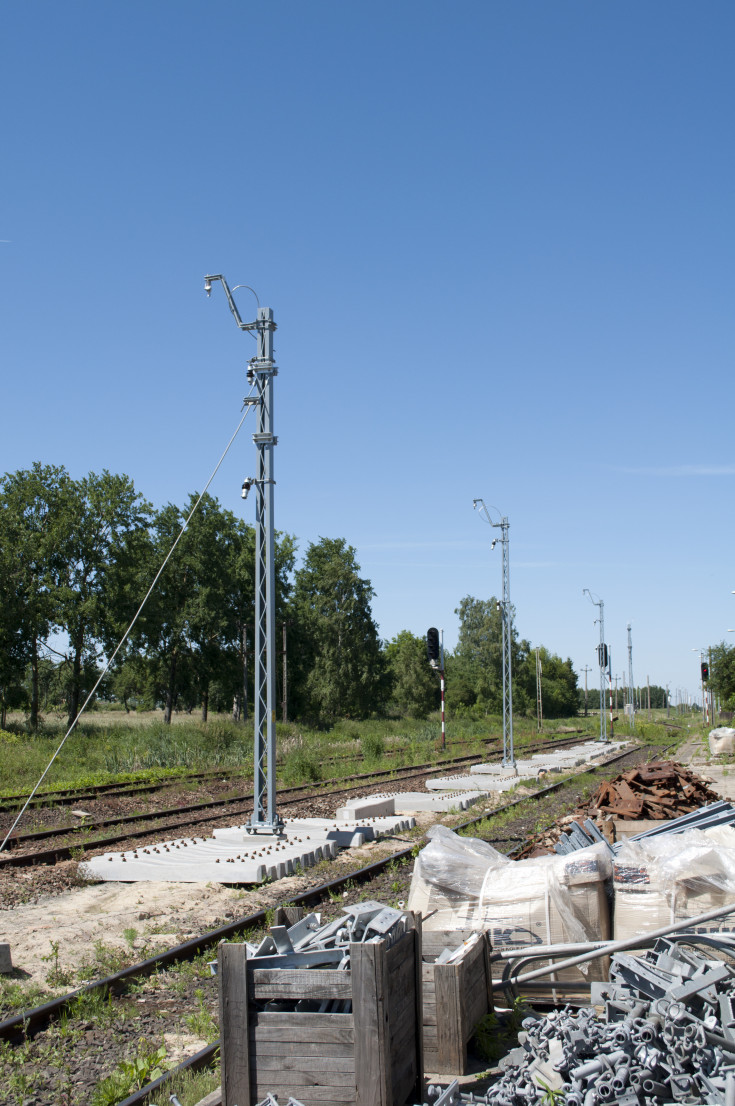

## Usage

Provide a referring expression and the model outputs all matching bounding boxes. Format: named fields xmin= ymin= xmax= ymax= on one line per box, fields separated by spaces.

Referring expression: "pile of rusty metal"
xmin=517 ymin=762 xmax=723 ymax=858
xmin=588 ymin=760 xmax=720 ymax=820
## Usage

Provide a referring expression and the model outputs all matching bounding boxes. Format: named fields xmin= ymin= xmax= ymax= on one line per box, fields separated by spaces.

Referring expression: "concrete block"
xmin=426 ymin=775 xmax=498 ymax=792
xmin=0 ymin=944 xmax=12 ymax=974
xmin=392 ymin=790 xmax=486 ymax=813
xmin=334 ymin=795 xmax=396 ymax=820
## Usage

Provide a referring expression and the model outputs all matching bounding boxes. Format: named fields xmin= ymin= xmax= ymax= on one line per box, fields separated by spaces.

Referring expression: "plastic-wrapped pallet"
xmin=408 ymin=826 xmax=612 ymax=996
xmin=709 ymin=726 xmax=735 ymax=755
xmin=613 ymin=826 xmax=735 ymax=942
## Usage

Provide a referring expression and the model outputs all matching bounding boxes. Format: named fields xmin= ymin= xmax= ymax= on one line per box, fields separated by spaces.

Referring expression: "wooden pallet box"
xmin=421 ymin=930 xmax=493 ymax=1075
xmin=219 ymin=917 xmax=423 ymax=1106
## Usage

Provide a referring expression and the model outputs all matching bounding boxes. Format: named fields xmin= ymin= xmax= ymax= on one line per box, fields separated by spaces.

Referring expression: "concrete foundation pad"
xmin=333 ymin=795 xmax=396 ymax=820
xmin=425 ymin=775 xmax=514 ymax=793
xmin=81 ymin=832 xmax=338 ymax=884
xmin=469 ymin=763 xmax=519 ymax=776
xmin=214 ymin=814 xmax=415 ymax=846
xmin=81 ymin=810 xmax=418 ymax=885
xmin=392 ymin=790 xmax=487 ymax=813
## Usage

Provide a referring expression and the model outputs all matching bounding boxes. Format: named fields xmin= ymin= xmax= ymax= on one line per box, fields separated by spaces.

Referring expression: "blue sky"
xmin=2 ymin=1 xmax=733 ymax=703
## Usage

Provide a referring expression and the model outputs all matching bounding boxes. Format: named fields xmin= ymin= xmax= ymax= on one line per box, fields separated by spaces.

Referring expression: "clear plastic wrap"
xmin=613 ymin=828 xmax=735 ymax=941
xmin=408 ymin=825 xmax=611 ymax=948
xmin=709 ymin=727 xmax=735 ymax=755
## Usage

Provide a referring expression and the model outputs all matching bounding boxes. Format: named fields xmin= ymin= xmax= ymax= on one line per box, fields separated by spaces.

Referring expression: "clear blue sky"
xmin=2 ymin=2 xmax=733 ymax=704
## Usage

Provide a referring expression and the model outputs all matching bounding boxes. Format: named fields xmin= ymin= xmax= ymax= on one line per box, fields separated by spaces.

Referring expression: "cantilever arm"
xmin=204 ymin=274 xmax=258 ymax=331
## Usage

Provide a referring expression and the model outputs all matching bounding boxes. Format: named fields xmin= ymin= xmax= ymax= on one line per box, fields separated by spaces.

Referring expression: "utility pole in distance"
xmin=581 ymin=665 xmax=592 ymax=717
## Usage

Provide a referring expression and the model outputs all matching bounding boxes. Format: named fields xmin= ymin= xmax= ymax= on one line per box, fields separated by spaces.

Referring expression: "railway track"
xmin=0 ymin=734 xmax=591 ymax=867
xmin=0 ymin=740 xmax=656 ymax=1053
xmin=0 ymin=730 xmax=591 ymax=814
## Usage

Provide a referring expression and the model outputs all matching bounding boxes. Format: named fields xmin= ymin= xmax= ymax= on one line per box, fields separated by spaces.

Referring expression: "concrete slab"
xmin=81 ymin=811 xmax=417 ymax=885
xmin=469 ymin=763 xmax=520 ymax=776
xmin=214 ymin=814 xmax=416 ymax=846
xmin=81 ymin=832 xmax=339 ymax=884
xmin=426 ymin=774 xmax=517 ymax=793
xmin=334 ymin=795 xmax=396 ymax=820
xmin=391 ymin=790 xmax=486 ymax=813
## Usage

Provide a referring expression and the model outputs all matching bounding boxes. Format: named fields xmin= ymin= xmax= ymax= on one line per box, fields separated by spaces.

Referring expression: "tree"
xmin=0 ymin=463 xmax=73 ymax=728
xmin=709 ymin=643 xmax=735 ymax=710
xmin=290 ymin=537 xmax=385 ymax=721
xmin=385 ymin=631 xmax=439 ymax=718
xmin=518 ymin=647 xmax=579 ymax=718
xmin=53 ymin=470 xmax=152 ymax=727
xmin=124 ymin=493 xmax=296 ymax=723
xmin=451 ymin=595 xmax=529 ymax=715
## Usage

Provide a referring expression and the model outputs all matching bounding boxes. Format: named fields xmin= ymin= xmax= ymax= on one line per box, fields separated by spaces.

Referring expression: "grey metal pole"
xmin=627 ymin=623 xmax=635 ymax=732
xmin=205 ymin=276 xmax=281 ymax=833
xmin=583 ymin=590 xmax=607 ymax=742
xmin=500 ymin=516 xmax=514 ymax=765
xmin=473 ymin=499 xmax=515 ymax=765
xmin=252 ymin=305 xmax=280 ymax=831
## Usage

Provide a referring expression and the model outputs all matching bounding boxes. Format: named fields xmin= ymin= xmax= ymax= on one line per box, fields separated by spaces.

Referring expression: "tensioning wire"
xmin=0 ymin=394 xmax=256 ymax=853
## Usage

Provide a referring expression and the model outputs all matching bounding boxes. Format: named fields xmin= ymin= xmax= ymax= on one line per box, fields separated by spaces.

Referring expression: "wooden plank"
xmin=434 ymin=961 xmax=464 ymax=1073
xmin=249 ymin=967 xmax=352 ymax=1001
xmin=412 ymin=913 xmax=424 ymax=1105
xmin=250 ymin=980 xmax=353 ymax=1000
xmin=251 ymin=1057 xmax=356 ymax=1081
xmin=251 ymin=1053 xmax=354 ymax=1072
xmin=250 ymin=1024 xmax=355 ymax=1046
xmin=219 ymin=943 xmax=250 ymax=1106
xmin=273 ymin=905 xmax=304 ymax=927
xmin=252 ymin=1011 xmax=353 ymax=1029
xmin=251 ymin=1039 xmax=356 ymax=1058
xmin=351 ymin=939 xmax=390 ymax=1106
xmin=253 ymin=1084 xmax=355 ymax=1105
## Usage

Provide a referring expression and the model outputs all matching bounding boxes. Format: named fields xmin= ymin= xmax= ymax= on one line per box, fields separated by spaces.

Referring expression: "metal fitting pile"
xmin=416 ymin=936 xmax=735 ymax=1105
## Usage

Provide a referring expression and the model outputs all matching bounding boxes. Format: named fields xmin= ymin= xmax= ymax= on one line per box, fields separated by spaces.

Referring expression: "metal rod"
xmin=494 ymin=897 xmax=735 ymax=990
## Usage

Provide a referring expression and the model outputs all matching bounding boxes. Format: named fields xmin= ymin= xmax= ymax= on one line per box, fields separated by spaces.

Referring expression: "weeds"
xmin=90 ymin=1038 xmax=167 ymax=1105
xmin=183 ymin=987 xmax=218 ymax=1041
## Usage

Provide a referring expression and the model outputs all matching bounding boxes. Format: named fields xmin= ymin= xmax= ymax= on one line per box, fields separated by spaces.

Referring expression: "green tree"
xmin=0 ymin=463 xmax=73 ymax=728
xmin=290 ymin=537 xmax=385 ymax=721
xmin=125 ymin=493 xmax=295 ymax=723
xmin=709 ymin=643 xmax=735 ymax=710
xmin=385 ymin=630 xmax=439 ymax=718
xmin=452 ymin=595 xmax=529 ymax=715
xmin=518 ymin=647 xmax=579 ymax=719
xmin=53 ymin=470 xmax=152 ymax=727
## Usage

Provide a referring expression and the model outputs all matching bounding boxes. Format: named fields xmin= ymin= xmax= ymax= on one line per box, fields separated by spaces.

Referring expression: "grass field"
xmin=0 ymin=707 xmax=686 ymax=799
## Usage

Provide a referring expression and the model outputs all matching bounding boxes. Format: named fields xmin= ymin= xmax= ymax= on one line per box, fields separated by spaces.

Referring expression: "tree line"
xmin=0 ymin=463 xmax=579 ymax=729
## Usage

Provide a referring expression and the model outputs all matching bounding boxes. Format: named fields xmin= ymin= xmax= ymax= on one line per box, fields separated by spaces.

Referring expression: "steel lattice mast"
xmin=205 ymin=276 xmax=282 ymax=833
xmin=474 ymin=500 xmax=515 ymax=766
xmin=583 ymin=589 xmax=608 ymax=743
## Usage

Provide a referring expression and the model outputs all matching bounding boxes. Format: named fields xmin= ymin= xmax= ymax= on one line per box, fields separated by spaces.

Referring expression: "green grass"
xmin=0 ymin=709 xmax=617 ymax=798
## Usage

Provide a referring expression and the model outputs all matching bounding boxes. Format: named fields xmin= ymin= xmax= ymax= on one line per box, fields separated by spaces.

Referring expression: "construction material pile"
xmin=590 ymin=760 xmax=720 ymax=820
xmin=415 ymin=936 xmax=735 ymax=1105
xmin=213 ymin=900 xmax=410 ymax=1012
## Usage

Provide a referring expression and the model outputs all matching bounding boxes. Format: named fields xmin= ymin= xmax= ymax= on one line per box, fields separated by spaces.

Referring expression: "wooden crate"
xmin=421 ymin=930 xmax=493 ymax=1075
xmin=219 ymin=916 xmax=423 ymax=1106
